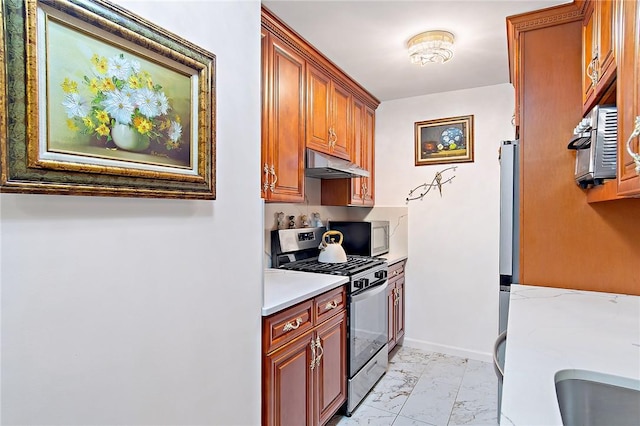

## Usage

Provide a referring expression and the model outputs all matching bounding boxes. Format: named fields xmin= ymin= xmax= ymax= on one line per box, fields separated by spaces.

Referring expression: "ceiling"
xmin=262 ymin=0 xmax=572 ymax=102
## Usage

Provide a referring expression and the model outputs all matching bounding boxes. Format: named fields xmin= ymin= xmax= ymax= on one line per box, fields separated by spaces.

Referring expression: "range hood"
xmin=305 ymin=149 xmax=370 ymax=179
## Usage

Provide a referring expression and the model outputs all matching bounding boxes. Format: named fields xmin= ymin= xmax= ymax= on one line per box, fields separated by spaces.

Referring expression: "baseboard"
xmin=401 ymin=337 xmax=493 ymax=363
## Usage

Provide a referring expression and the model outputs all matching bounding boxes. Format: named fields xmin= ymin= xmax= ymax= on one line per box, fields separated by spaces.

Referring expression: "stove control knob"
xmin=375 ymin=270 xmax=388 ymax=280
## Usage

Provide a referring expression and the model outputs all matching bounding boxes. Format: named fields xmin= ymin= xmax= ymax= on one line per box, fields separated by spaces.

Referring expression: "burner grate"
xmin=279 ymin=255 xmax=385 ymax=276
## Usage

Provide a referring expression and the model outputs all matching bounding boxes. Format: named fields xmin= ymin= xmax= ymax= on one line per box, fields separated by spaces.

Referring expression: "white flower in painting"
xmin=62 ymin=93 xmax=91 ymax=118
xmin=155 ymin=92 xmax=170 ymax=115
xmin=121 ymin=86 xmax=137 ymax=103
xmin=129 ymin=59 xmax=141 ymax=75
xmin=135 ymin=88 xmax=160 ymax=118
xmin=168 ymin=121 xmax=182 ymax=142
xmin=108 ymin=55 xmax=133 ymax=81
xmin=103 ymin=90 xmax=135 ymax=125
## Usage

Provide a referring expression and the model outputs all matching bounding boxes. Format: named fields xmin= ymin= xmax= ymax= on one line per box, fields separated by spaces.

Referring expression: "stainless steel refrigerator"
xmin=497 ymin=139 xmax=520 ymax=419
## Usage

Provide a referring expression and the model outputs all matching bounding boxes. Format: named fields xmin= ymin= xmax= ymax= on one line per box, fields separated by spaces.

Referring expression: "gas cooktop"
xmin=278 ymin=255 xmax=386 ymax=276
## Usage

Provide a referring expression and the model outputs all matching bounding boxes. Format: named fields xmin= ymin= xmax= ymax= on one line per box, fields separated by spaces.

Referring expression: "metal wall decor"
xmin=406 ymin=166 xmax=457 ymax=203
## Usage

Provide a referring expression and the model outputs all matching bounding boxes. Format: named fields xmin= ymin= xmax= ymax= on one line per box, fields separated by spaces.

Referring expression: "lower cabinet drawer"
xmin=263 ymin=300 xmax=313 ymax=354
xmin=314 ymin=286 xmax=346 ymax=324
xmin=389 ymin=261 xmax=405 ymax=279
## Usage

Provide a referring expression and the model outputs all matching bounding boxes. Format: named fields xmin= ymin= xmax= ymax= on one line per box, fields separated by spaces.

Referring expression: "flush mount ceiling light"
xmin=407 ymin=30 xmax=455 ymax=65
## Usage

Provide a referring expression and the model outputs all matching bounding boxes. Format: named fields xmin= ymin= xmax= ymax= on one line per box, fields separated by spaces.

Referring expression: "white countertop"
xmin=262 ymin=269 xmax=348 ymax=316
xmin=501 ymin=284 xmax=640 ymax=425
xmin=378 ymin=251 xmax=408 ymax=266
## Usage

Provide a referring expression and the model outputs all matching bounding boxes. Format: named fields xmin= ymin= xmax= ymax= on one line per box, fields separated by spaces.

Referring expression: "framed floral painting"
xmin=414 ymin=115 xmax=474 ymax=166
xmin=0 ymin=0 xmax=216 ymax=198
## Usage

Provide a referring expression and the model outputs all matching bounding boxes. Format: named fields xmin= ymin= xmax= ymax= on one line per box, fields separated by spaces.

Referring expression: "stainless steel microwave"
xmin=327 ymin=220 xmax=390 ymax=257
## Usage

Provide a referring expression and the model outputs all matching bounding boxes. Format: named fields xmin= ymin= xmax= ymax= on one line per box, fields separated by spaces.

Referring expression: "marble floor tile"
xmin=327 ymin=404 xmax=397 ymax=425
xmin=327 ymin=347 xmax=499 ymax=426
xmin=397 ymin=375 xmax=459 ymax=425
xmin=362 ymin=369 xmax=421 ymax=414
xmin=392 ymin=415 xmax=433 ymax=425
xmin=421 ymin=353 xmax=468 ymax=388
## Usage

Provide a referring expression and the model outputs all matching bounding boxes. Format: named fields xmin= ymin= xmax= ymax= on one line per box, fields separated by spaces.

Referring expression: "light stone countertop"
xmin=501 ymin=284 xmax=640 ymax=425
xmin=262 ymin=268 xmax=348 ymax=316
xmin=378 ymin=251 xmax=408 ymax=266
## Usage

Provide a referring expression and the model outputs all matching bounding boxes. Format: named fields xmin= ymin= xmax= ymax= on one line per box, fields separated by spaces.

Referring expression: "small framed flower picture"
xmin=414 ymin=115 xmax=474 ymax=166
xmin=0 ymin=0 xmax=216 ymax=199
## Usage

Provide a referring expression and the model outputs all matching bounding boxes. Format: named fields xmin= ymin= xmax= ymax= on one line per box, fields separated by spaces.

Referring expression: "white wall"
xmin=0 ymin=1 xmax=262 ymax=424
xmin=375 ymin=84 xmax=515 ymax=361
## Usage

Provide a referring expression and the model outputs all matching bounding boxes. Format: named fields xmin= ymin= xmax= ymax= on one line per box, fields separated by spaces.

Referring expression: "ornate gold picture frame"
xmin=0 ymin=0 xmax=216 ymax=198
xmin=415 ymin=115 xmax=474 ymax=166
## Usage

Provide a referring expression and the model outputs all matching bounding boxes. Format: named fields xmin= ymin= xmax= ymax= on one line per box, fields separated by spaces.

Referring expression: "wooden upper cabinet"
xmin=363 ymin=106 xmax=375 ymax=205
xmin=616 ymin=0 xmax=640 ymax=196
xmin=261 ymin=6 xmax=379 ymax=204
xmin=582 ymin=0 xmax=617 ymax=112
xmin=306 ymin=65 xmax=352 ymax=160
xmin=331 ymin=82 xmax=352 ymax=160
xmin=261 ymin=31 xmax=306 ymax=202
xmin=320 ymin=98 xmax=374 ymax=206
xmin=306 ymin=65 xmax=332 ymax=152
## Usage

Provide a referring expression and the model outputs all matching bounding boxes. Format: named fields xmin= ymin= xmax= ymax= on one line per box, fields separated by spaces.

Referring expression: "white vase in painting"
xmin=111 ymin=123 xmax=150 ymax=152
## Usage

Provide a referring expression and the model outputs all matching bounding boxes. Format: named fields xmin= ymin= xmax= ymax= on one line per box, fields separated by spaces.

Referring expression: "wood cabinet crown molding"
xmin=261 ymin=6 xmax=380 ymax=110
xmin=506 ymin=2 xmax=584 ymax=85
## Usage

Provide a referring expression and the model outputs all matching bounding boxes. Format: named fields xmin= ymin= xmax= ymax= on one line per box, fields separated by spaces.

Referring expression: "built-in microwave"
xmin=327 ymin=220 xmax=390 ymax=257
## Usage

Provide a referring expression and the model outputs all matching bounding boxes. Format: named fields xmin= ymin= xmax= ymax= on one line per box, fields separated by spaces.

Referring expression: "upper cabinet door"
xmin=330 ymin=83 xmax=352 ymax=160
xmin=362 ymin=106 xmax=376 ymax=205
xmin=616 ymin=0 xmax=640 ymax=196
xmin=262 ymin=34 xmax=306 ymax=202
xmin=307 ymin=65 xmax=332 ymax=153
xmin=582 ymin=0 xmax=618 ymax=113
xmin=306 ymin=65 xmax=352 ymax=161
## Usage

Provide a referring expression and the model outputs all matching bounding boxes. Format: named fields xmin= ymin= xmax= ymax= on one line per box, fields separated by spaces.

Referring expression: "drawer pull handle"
xmin=282 ymin=317 xmax=302 ymax=332
xmin=325 ymin=300 xmax=338 ymax=310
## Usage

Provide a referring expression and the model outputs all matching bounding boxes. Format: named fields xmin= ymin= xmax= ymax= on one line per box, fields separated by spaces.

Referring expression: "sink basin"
xmin=555 ymin=369 xmax=640 ymax=426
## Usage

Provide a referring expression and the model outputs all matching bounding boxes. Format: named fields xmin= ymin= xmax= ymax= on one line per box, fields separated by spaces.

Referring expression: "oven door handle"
xmin=351 ymin=281 xmax=388 ymax=302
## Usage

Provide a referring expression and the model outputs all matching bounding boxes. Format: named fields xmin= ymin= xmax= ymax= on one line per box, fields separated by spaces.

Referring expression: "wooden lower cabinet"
xmin=387 ymin=260 xmax=406 ymax=352
xmin=264 ymin=332 xmax=315 ymax=426
xmin=314 ymin=314 xmax=347 ymax=425
xmin=263 ymin=287 xmax=347 ymax=426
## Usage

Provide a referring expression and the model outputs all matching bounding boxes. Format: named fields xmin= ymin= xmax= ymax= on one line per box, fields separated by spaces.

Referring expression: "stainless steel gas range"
xmin=271 ymin=226 xmax=389 ymax=416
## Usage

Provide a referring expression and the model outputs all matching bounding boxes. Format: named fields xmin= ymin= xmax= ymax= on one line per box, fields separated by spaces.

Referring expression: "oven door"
xmin=349 ymin=281 xmax=389 ymax=377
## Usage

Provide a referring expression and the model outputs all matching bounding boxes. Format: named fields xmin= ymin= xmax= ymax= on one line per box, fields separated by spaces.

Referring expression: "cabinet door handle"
xmin=329 ymin=127 xmax=337 ymax=148
xmin=269 ymin=164 xmax=278 ymax=192
xmin=325 ymin=300 xmax=338 ymax=310
xmin=263 ymin=163 xmax=270 ymax=194
xmin=310 ymin=337 xmax=317 ymax=370
xmin=586 ymin=55 xmax=599 ymax=86
xmin=282 ymin=317 xmax=302 ymax=332
xmin=625 ymin=116 xmax=640 ymax=175
xmin=314 ymin=337 xmax=324 ymax=369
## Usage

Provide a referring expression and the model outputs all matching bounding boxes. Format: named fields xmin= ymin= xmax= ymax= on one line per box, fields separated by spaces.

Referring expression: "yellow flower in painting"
xmin=90 ymin=53 xmax=101 ymax=67
xmin=158 ymin=118 xmax=171 ymax=131
xmin=61 ymin=78 xmax=78 ymax=94
xmin=99 ymin=77 xmax=115 ymax=92
xmin=135 ymin=117 xmax=152 ymax=135
xmin=139 ymin=71 xmax=153 ymax=89
xmin=88 ymin=78 xmax=100 ymax=94
xmin=82 ymin=116 xmax=95 ymax=130
xmin=66 ymin=118 xmax=79 ymax=131
xmin=95 ymin=123 xmax=110 ymax=137
xmin=95 ymin=58 xmax=108 ymax=74
xmin=95 ymin=109 xmax=110 ymax=124
xmin=128 ymin=75 xmax=142 ymax=89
